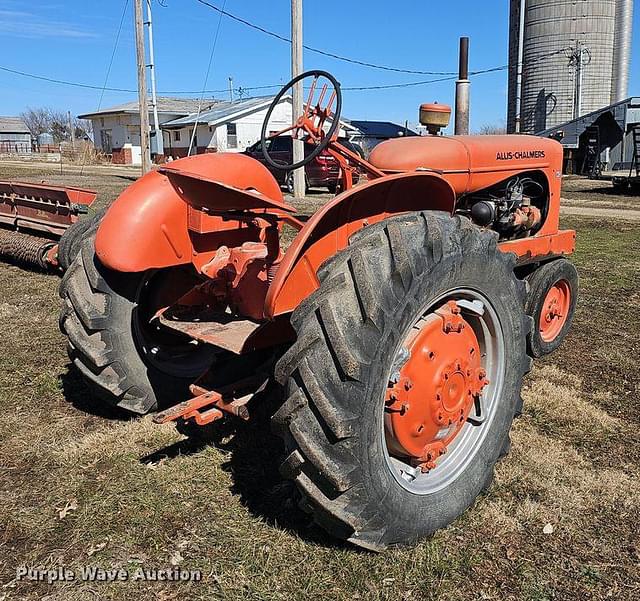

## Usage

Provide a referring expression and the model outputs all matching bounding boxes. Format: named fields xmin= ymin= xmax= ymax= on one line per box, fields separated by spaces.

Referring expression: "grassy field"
xmin=0 ymin=165 xmax=639 ymax=600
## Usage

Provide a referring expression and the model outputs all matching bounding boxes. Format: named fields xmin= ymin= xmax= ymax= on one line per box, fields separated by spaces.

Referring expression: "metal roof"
xmin=161 ymin=96 xmax=281 ymax=129
xmin=0 ymin=116 xmax=30 ymax=134
xmin=78 ymin=97 xmax=216 ymax=119
xmin=348 ymin=120 xmax=418 ymax=138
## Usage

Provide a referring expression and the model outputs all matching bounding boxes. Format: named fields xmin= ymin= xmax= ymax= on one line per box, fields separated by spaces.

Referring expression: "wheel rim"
xmin=132 ymin=267 xmax=217 ymax=378
xmin=383 ymin=289 xmax=506 ymax=495
xmin=539 ymin=279 xmax=571 ymax=343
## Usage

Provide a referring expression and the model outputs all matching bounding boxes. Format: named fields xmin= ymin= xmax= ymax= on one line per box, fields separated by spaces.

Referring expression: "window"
xmin=173 ymin=130 xmax=181 ymax=142
xmin=226 ymin=123 xmax=237 ymax=149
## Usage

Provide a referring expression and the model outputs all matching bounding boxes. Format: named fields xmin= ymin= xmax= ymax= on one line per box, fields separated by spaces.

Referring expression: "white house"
xmin=79 ymin=97 xmax=214 ymax=165
xmin=161 ymin=95 xmax=360 ymax=159
xmin=160 ymin=95 xmax=293 ymax=158
xmin=80 ymin=95 xmax=360 ymax=164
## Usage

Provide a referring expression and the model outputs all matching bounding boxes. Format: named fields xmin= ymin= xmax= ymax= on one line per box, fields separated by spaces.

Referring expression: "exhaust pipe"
xmin=455 ymin=37 xmax=470 ymax=135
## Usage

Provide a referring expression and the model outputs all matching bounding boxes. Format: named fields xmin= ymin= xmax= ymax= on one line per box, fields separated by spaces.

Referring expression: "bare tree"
xmin=21 ymin=108 xmax=51 ymax=137
xmin=20 ymin=108 xmax=92 ymax=143
xmin=476 ymin=122 xmax=507 ymax=135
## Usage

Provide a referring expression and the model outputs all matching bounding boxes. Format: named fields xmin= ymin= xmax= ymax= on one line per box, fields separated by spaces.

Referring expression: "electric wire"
xmin=81 ymin=0 xmax=130 ymax=174
xmin=187 ymin=0 xmax=226 ymax=155
xmin=0 ymin=41 xmax=574 ymax=98
xmin=192 ymin=0 xmax=461 ymax=76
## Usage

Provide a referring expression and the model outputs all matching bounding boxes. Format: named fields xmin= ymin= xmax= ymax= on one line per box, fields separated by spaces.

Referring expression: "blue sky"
xmin=1 ymin=0 xmax=638 ymax=131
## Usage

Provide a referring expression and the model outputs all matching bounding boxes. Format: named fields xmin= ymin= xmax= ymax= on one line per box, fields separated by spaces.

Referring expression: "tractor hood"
xmin=368 ymin=134 xmax=563 ymax=175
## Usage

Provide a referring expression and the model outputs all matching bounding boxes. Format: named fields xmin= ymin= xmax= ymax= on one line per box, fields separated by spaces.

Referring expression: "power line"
xmin=192 ymin=0 xmax=460 ymax=76
xmin=97 ymin=0 xmax=130 ymax=110
xmin=0 ymin=65 xmax=135 ymax=93
xmin=7 ymin=46 xmax=575 ymax=98
xmin=0 ymin=63 xmax=507 ymax=95
xmin=188 ymin=0 xmax=226 ymax=155
xmin=82 ymin=0 xmax=130 ymax=174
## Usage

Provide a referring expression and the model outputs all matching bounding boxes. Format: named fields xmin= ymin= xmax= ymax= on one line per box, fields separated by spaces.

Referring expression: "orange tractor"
xmin=59 ymin=71 xmax=578 ymax=550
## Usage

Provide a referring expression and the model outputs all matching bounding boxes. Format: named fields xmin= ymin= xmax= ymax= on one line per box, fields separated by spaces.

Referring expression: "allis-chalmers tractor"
xmin=59 ymin=71 xmax=578 ymax=550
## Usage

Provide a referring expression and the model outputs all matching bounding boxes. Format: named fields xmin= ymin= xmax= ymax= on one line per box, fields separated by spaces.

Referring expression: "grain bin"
xmin=508 ymin=0 xmax=633 ymax=133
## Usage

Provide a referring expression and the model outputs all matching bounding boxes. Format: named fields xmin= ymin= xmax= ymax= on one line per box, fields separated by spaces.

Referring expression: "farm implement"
xmin=0 ymin=180 xmax=97 ymax=271
xmin=59 ymin=71 xmax=578 ymax=550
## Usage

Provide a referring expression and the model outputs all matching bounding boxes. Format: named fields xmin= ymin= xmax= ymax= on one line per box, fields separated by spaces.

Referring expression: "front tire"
xmin=59 ymin=231 xmax=215 ymax=414
xmin=524 ymin=258 xmax=578 ymax=357
xmin=273 ymin=211 xmax=532 ymax=550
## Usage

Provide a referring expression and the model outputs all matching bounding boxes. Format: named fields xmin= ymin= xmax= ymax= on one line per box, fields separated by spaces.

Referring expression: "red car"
xmin=244 ymin=136 xmax=361 ymax=193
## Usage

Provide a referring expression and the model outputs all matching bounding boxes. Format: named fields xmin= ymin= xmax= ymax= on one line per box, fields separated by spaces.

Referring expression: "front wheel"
xmin=59 ymin=231 xmax=216 ymax=414
xmin=273 ymin=212 xmax=532 ymax=550
xmin=524 ymin=258 xmax=578 ymax=357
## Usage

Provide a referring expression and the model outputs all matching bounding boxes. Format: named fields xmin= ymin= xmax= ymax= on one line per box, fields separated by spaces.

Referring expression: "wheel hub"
xmin=539 ymin=280 xmax=571 ymax=342
xmin=385 ymin=301 xmax=489 ymax=472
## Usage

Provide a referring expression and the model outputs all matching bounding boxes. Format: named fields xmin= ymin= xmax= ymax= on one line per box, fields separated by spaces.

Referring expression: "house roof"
xmin=78 ymin=97 xmax=216 ymax=119
xmin=161 ymin=96 xmax=282 ymax=129
xmin=348 ymin=120 xmax=418 ymax=138
xmin=0 ymin=116 xmax=30 ymax=134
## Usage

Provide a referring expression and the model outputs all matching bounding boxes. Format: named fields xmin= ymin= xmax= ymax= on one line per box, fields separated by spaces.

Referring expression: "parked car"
xmin=244 ymin=136 xmax=362 ymax=193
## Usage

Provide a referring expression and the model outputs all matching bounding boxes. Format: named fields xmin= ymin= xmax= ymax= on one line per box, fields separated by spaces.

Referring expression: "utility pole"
xmin=514 ymin=0 xmax=526 ymax=133
xmin=134 ymin=0 xmax=151 ymax=174
xmin=291 ymin=0 xmax=305 ymax=198
xmin=145 ymin=0 xmax=163 ymax=157
xmin=67 ymin=110 xmax=75 ymax=150
xmin=454 ymin=37 xmax=470 ymax=135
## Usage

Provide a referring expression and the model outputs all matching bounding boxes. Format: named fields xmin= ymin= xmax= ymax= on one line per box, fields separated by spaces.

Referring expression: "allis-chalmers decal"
xmin=496 ymin=150 xmax=546 ymax=160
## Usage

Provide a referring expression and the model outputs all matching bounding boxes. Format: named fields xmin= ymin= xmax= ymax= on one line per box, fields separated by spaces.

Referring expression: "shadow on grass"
xmin=142 ymin=386 xmax=356 ymax=551
xmin=60 ymin=363 xmax=133 ymax=421
xmin=572 ymin=183 xmax=640 ymax=196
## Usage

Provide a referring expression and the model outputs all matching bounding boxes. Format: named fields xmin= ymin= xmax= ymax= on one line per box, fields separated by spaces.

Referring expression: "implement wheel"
xmin=59 ymin=230 xmax=216 ymax=414
xmin=273 ymin=212 xmax=532 ymax=550
xmin=525 ymin=258 xmax=578 ymax=358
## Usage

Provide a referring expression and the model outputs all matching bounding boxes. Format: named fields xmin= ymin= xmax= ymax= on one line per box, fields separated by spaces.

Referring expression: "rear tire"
xmin=59 ymin=230 xmax=215 ymax=414
xmin=524 ymin=258 xmax=578 ymax=358
xmin=273 ymin=211 xmax=532 ymax=549
xmin=57 ymin=208 xmax=107 ymax=271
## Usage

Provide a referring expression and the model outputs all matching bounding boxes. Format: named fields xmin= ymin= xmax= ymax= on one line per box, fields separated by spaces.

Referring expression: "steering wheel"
xmin=260 ymin=70 xmax=342 ymax=171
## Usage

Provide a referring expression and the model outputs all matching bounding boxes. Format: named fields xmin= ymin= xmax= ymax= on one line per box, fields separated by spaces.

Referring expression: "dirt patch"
xmin=561 ymin=204 xmax=640 ymax=220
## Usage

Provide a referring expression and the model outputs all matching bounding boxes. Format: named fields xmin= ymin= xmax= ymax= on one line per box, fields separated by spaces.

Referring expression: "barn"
xmin=0 ymin=117 xmax=32 ymax=155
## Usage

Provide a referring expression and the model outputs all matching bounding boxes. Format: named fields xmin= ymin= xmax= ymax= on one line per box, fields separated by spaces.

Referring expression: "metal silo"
xmin=611 ymin=0 xmax=634 ymax=102
xmin=508 ymin=0 xmax=630 ymax=134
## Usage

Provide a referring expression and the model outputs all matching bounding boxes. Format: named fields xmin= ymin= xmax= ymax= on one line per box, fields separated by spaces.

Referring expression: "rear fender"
xmin=264 ymin=172 xmax=456 ymax=317
xmin=95 ymin=153 xmax=283 ymax=272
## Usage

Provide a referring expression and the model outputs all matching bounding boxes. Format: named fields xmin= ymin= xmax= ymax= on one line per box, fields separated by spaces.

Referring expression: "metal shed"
xmin=538 ymin=96 xmax=640 ymax=175
xmin=0 ymin=117 xmax=32 ymax=154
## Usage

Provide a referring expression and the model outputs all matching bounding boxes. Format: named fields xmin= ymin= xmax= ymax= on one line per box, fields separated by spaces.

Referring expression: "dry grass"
xmin=0 ymin=166 xmax=639 ymax=600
